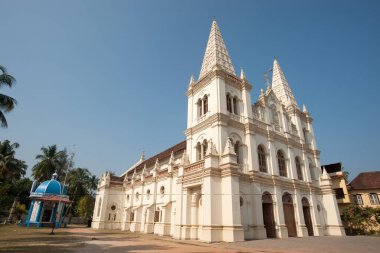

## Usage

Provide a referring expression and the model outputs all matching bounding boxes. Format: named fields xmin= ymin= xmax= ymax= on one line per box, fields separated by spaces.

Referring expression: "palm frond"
xmin=0 ymin=94 xmax=17 ymax=112
xmin=0 ymin=111 xmax=8 ymax=128
xmin=0 ymin=65 xmax=16 ymax=88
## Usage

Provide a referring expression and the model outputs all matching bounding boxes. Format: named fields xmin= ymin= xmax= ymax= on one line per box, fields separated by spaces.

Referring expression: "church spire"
xmin=271 ymin=58 xmax=299 ymax=108
xmin=199 ymin=20 xmax=236 ymax=79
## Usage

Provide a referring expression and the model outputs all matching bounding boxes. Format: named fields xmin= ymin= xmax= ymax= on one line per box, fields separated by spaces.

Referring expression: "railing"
xmin=286 ymin=132 xmax=300 ymax=142
xmin=184 ymin=161 xmax=205 ymax=174
xmin=252 ymin=118 xmax=268 ymax=130
xmin=196 ymin=112 xmax=210 ymax=124
xmin=230 ymin=113 xmax=244 ymax=123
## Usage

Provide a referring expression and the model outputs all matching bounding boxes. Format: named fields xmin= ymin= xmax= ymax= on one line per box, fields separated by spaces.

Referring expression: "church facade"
xmin=91 ymin=20 xmax=345 ymax=242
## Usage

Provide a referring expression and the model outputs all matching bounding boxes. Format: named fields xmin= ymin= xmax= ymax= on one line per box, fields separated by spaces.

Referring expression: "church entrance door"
xmin=302 ymin=198 xmax=314 ymax=236
xmin=282 ymin=193 xmax=297 ymax=237
xmin=262 ymin=193 xmax=276 ymax=238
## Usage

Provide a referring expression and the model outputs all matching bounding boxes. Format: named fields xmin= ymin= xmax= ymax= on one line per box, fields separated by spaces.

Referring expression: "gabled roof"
xmin=349 ymin=171 xmax=380 ymax=190
xmin=199 ymin=20 xmax=235 ymax=79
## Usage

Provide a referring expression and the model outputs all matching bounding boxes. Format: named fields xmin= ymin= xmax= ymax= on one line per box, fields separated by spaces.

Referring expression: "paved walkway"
xmin=1 ymin=225 xmax=379 ymax=253
xmin=68 ymin=227 xmax=380 ymax=253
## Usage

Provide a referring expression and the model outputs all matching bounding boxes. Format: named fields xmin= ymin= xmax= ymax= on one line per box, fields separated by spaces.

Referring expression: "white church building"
xmin=92 ymin=20 xmax=345 ymax=242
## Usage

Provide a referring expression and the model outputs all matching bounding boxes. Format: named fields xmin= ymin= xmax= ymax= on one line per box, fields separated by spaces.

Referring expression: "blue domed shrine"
xmin=25 ymin=173 xmax=71 ymax=228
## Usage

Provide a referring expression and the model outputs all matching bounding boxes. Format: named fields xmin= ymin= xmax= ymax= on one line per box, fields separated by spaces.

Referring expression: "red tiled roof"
xmin=349 ymin=171 xmax=380 ymax=190
xmin=30 ymin=195 xmax=72 ymax=203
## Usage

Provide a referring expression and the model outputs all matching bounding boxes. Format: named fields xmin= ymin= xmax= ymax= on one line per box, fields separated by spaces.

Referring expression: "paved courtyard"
xmin=0 ymin=225 xmax=379 ymax=253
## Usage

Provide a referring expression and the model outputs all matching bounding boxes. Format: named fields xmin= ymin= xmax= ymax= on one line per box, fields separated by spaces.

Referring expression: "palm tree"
xmin=0 ymin=65 xmax=17 ymax=128
xmin=0 ymin=140 xmax=27 ymax=182
xmin=32 ymin=145 xmax=68 ymax=182
xmin=0 ymin=140 xmax=28 ymax=223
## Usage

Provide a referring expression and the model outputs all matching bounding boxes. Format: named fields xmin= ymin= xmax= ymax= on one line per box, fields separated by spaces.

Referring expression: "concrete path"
xmin=69 ymin=227 xmax=380 ymax=253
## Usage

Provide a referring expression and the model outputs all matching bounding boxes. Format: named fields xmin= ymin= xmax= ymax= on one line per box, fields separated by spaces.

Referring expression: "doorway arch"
xmin=262 ymin=192 xmax=276 ymax=238
xmin=282 ymin=193 xmax=297 ymax=237
xmin=302 ymin=197 xmax=314 ymax=236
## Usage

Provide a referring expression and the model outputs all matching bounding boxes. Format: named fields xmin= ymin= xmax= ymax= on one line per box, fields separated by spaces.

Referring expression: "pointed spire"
xmin=271 ymin=58 xmax=299 ymax=108
xmin=189 ymin=75 xmax=195 ymax=85
xmin=240 ymin=68 xmax=246 ymax=80
xmin=188 ymin=74 xmax=195 ymax=91
xmin=139 ymin=151 xmax=145 ymax=162
xmin=321 ymin=167 xmax=330 ymax=180
xmin=199 ymin=20 xmax=236 ymax=79
xmin=302 ymin=104 xmax=308 ymax=114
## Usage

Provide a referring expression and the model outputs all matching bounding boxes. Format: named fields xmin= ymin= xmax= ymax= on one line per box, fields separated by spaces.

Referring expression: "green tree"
xmin=341 ymin=204 xmax=379 ymax=235
xmin=65 ymin=168 xmax=98 ymax=219
xmin=0 ymin=65 xmax=17 ymax=128
xmin=0 ymin=140 xmax=30 ymax=223
xmin=0 ymin=140 xmax=27 ymax=182
xmin=32 ymin=145 xmax=68 ymax=182
xmin=76 ymin=195 xmax=95 ymax=219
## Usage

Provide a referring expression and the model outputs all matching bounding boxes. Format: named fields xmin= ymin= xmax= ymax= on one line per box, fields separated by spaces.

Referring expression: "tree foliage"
xmin=0 ymin=140 xmax=31 ymax=213
xmin=66 ymin=167 xmax=98 ymax=218
xmin=341 ymin=204 xmax=380 ymax=235
xmin=76 ymin=195 xmax=95 ymax=219
xmin=32 ymin=145 xmax=68 ymax=182
xmin=0 ymin=65 xmax=17 ymax=128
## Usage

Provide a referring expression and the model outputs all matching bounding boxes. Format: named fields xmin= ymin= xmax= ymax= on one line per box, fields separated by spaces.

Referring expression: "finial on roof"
xmin=169 ymin=151 xmax=175 ymax=164
xmin=52 ymin=172 xmax=58 ymax=180
xmin=240 ymin=68 xmax=246 ymax=80
xmin=206 ymin=139 xmax=218 ymax=156
xmin=140 ymin=151 xmax=145 ymax=162
xmin=223 ymin=139 xmax=236 ymax=156
xmin=302 ymin=104 xmax=308 ymax=113
xmin=189 ymin=74 xmax=195 ymax=86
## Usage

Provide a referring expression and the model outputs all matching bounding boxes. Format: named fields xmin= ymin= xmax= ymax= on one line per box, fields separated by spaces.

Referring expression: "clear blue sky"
xmin=1 ymin=0 xmax=379 ymax=181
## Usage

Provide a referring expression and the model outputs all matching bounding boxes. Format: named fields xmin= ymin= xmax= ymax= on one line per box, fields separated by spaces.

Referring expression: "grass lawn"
xmin=0 ymin=224 xmax=87 ymax=253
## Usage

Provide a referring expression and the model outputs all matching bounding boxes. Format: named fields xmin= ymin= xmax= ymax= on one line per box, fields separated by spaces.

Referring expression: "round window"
xmin=111 ymin=205 xmax=116 ymax=211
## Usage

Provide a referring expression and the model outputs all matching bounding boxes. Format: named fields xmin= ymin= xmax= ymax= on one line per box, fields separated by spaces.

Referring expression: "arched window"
xmin=226 ymin=94 xmax=232 ymax=113
xmin=295 ymin=157 xmax=303 ymax=180
xmin=308 ymin=158 xmax=316 ymax=181
xmin=97 ymin=197 xmax=102 ymax=217
xmin=234 ymin=141 xmax=241 ymax=164
xmin=202 ymin=139 xmax=208 ymax=158
xmin=303 ymin=128 xmax=310 ymax=144
xmin=203 ymin=95 xmax=208 ymax=114
xmin=277 ymin=150 xmax=287 ymax=177
xmin=233 ymin=96 xmax=238 ymax=115
xmin=196 ymin=142 xmax=202 ymax=161
xmin=197 ymin=99 xmax=202 ymax=117
xmin=258 ymin=145 xmax=267 ymax=173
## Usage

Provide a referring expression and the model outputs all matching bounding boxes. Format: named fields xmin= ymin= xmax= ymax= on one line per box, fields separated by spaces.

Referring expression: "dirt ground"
xmin=0 ymin=225 xmax=379 ymax=253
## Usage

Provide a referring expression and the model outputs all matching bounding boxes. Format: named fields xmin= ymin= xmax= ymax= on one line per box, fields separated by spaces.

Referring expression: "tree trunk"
xmin=6 ymin=197 xmax=19 ymax=224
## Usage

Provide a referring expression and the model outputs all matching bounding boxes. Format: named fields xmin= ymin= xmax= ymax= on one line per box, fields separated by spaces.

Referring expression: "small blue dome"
xmin=34 ymin=179 xmax=66 ymax=195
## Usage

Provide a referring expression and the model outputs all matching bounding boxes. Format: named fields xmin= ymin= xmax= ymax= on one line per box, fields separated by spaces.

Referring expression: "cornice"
xmin=186 ymin=69 xmax=252 ymax=97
